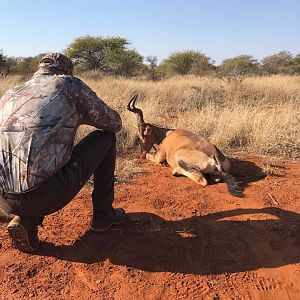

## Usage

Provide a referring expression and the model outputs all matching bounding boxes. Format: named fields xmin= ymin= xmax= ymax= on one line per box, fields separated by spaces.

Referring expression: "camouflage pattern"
xmin=0 ymin=68 xmax=122 ymax=192
xmin=38 ymin=53 xmax=73 ymax=74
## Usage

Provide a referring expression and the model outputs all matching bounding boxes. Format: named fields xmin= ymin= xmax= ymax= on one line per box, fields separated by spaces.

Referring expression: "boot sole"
xmin=7 ymin=223 xmax=40 ymax=253
xmin=90 ymin=217 xmax=126 ymax=233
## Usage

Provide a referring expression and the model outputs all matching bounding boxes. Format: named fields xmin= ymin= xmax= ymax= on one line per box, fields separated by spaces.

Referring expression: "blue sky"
xmin=1 ymin=0 xmax=299 ymax=64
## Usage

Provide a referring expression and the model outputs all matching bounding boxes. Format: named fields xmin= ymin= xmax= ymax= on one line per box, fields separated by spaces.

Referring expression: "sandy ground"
xmin=0 ymin=154 xmax=300 ymax=300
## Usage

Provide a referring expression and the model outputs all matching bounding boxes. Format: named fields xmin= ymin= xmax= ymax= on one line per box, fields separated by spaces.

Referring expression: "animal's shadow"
xmin=228 ymin=157 xmax=266 ymax=183
xmin=175 ymin=156 xmax=266 ymax=190
xmin=39 ymin=207 xmax=300 ymax=275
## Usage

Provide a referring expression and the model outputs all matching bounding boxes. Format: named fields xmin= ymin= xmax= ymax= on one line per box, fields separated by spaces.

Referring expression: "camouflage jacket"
xmin=0 ymin=70 xmax=122 ymax=192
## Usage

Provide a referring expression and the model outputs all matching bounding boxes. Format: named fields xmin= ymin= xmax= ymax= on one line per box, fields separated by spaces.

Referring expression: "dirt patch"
xmin=0 ymin=154 xmax=300 ymax=299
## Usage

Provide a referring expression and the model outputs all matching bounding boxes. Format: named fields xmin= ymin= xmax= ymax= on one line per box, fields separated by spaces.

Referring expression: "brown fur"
xmin=146 ymin=129 xmax=243 ymax=197
xmin=127 ymin=95 xmax=243 ymax=197
xmin=146 ymin=129 xmax=230 ymax=184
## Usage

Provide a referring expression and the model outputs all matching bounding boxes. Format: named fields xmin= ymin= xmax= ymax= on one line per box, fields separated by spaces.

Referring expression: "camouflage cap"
xmin=38 ymin=53 xmax=73 ymax=74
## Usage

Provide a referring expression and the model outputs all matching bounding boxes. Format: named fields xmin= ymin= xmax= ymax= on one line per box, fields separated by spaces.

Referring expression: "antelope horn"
xmin=127 ymin=94 xmax=139 ymax=110
xmin=127 ymin=94 xmax=145 ymax=124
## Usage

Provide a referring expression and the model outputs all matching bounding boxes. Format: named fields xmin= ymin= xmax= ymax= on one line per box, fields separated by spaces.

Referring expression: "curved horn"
xmin=127 ymin=94 xmax=139 ymax=110
xmin=127 ymin=94 xmax=145 ymax=124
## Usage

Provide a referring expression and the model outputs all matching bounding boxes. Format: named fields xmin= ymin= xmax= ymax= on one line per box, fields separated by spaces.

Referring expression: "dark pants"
xmin=0 ymin=130 xmax=116 ymax=218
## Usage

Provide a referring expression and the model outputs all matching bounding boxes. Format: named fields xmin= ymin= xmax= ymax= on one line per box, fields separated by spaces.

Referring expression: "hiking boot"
xmin=7 ymin=216 xmax=40 ymax=253
xmin=91 ymin=208 xmax=126 ymax=232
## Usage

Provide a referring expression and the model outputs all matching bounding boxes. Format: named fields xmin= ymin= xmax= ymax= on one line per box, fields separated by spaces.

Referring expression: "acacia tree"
xmin=161 ymin=50 xmax=214 ymax=76
xmin=0 ymin=50 xmax=9 ymax=77
xmin=65 ymin=36 xmax=124 ymax=71
xmin=291 ymin=54 xmax=300 ymax=74
xmin=65 ymin=35 xmax=143 ymax=76
xmin=105 ymin=49 xmax=143 ymax=76
xmin=217 ymin=55 xmax=259 ymax=83
xmin=146 ymin=56 xmax=159 ymax=80
xmin=261 ymin=51 xmax=294 ymax=74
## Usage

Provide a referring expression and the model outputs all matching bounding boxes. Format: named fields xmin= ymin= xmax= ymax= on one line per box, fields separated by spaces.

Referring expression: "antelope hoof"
xmin=196 ymin=176 xmax=208 ymax=187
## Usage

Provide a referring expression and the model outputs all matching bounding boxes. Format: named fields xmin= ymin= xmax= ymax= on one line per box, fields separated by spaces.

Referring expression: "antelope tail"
xmin=220 ymin=172 xmax=244 ymax=197
xmin=179 ymin=160 xmax=244 ymax=197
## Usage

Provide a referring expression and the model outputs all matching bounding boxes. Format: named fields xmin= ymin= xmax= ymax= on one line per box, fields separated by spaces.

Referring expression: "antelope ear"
xmin=143 ymin=125 xmax=152 ymax=136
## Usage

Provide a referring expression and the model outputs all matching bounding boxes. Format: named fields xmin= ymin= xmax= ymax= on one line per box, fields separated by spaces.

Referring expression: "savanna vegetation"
xmin=1 ymin=35 xmax=300 ymax=79
xmin=1 ymin=74 xmax=299 ymax=161
xmin=1 ymin=35 xmax=300 ymax=164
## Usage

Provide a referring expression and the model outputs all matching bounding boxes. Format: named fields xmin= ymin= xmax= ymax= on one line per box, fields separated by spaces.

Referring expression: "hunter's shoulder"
xmin=56 ymin=75 xmax=89 ymax=93
xmin=57 ymin=74 xmax=82 ymax=84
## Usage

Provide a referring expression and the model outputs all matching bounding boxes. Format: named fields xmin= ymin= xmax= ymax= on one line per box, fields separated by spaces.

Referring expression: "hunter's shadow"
xmin=39 ymin=207 xmax=300 ymax=275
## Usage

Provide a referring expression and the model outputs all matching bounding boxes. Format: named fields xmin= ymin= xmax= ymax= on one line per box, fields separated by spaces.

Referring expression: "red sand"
xmin=0 ymin=154 xmax=300 ymax=299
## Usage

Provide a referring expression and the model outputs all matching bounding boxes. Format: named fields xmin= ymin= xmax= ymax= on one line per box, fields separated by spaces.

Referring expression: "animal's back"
xmin=163 ymin=129 xmax=196 ymax=156
xmin=164 ymin=129 xmax=215 ymax=156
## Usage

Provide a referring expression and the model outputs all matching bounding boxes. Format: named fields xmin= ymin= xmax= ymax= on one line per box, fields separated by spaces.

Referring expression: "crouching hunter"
xmin=0 ymin=53 xmax=126 ymax=253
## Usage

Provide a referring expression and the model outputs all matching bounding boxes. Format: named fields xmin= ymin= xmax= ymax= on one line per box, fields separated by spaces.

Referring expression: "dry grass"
xmin=261 ymin=161 xmax=278 ymax=177
xmin=0 ymin=75 xmax=24 ymax=96
xmin=80 ymin=75 xmax=300 ymax=158
xmin=115 ymin=157 xmax=144 ymax=183
xmin=1 ymin=74 xmax=300 ymax=159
